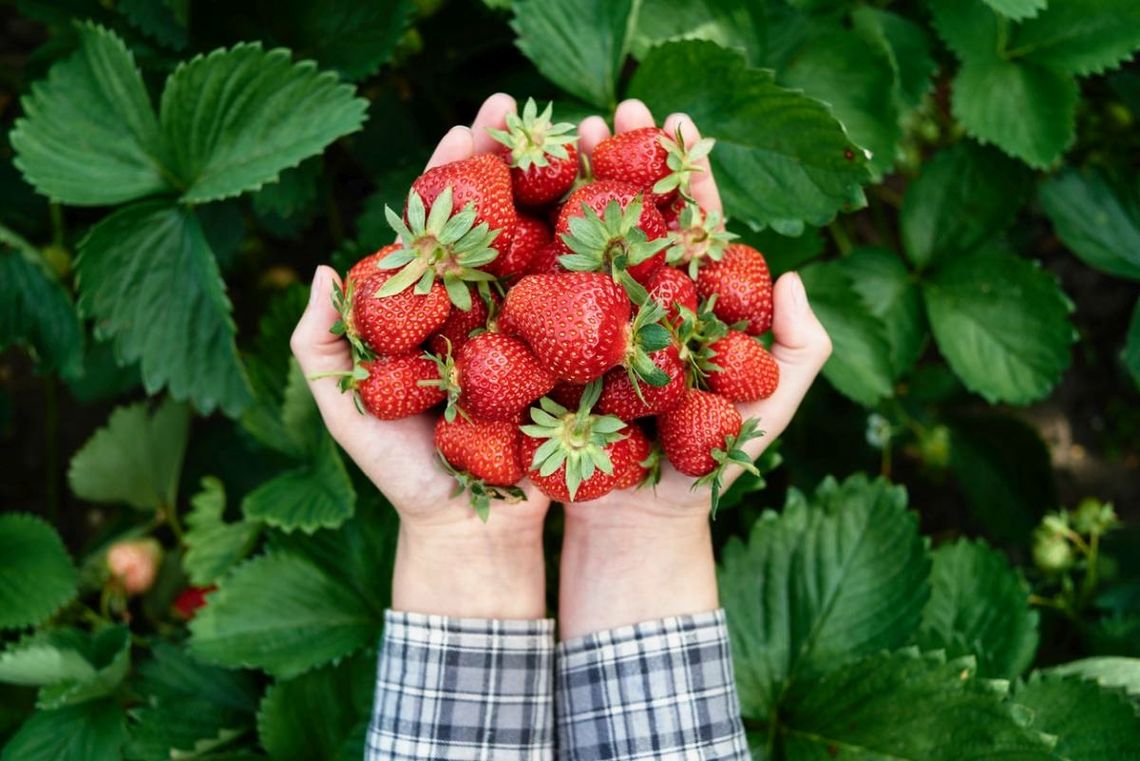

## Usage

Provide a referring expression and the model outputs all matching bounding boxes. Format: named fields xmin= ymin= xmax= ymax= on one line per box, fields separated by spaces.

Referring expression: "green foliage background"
xmin=1 ymin=0 xmax=1139 ymax=758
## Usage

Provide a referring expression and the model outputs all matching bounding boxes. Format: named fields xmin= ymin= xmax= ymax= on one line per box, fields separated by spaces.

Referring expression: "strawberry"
xmin=525 ymin=241 xmax=565 ymax=275
xmin=375 ymin=155 xmax=514 ymax=309
xmin=486 ymin=213 xmax=550 ymax=278
xmin=555 ymin=180 xmax=669 ymax=290
xmin=107 ymin=539 xmax=162 ymax=595
xmin=344 ymin=269 xmax=451 ymax=356
xmin=425 ymin=332 xmax=556 ymax=422
xmin=173 ymin=585 xmax=215 ymax=620
xmin=666 ymin=203 xmax=737 ymax=278
xmin=520 ymin=381 xmax=631 ymax=502
xmin=705 ymin=331 xmax=780 ymax=402
xmin=597 ymin=344 xmax=686 ymax=420
xmin=696 ymin=243 xmax=774 ymax=335
xmin=658 ymin=389 xmax=762 ymax=515
xmin=353 ymin=355 xmax=445 ymax=419
xmin=434 ymin=414 xmax=527 ymax=521
xmin=427 ymin=288 xmax=496 ymax=357
xmin=500 ymin=272 xmax=672 ymax=386
xmin=548 ymin=382 xmax=585 ymax=410
xmin=647 ymin=265 xmax=698 ymax=325
xmin=611 ymin=424 xmax=654 ymax=490
xmin=346 ymin=243 xmax=400 ymax=285
xmin=592 ymin=126 xmax=715 ymax=206
xmin=488 ymin=98 xmax=579 ymax=207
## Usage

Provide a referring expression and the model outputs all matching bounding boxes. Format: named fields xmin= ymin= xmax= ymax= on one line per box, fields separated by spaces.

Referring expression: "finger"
xmin=291 ymin=266 xmax=360 ymax=429
xmin=425 ymin=125 xmax=475 ymax=171
xmin=578 ymin=115 xmax=611 ymax=160
xmin=614 ymin=98 xmax=655 ymax=133
xmin=661 ymin=112 xmax=722 ymax=215
xmin=470 ymin=92 xmax=517 ymax=154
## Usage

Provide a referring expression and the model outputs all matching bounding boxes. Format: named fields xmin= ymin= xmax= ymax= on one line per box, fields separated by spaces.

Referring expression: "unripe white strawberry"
xmin=107 ymin=538 xmax=163 ymax=595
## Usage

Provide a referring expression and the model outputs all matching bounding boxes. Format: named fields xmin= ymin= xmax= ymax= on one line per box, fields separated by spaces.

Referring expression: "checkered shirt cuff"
xmin=366 ymin=610 xmax=556 ymax=761
xmin=556 ymin=609 xmax=749 ymax=761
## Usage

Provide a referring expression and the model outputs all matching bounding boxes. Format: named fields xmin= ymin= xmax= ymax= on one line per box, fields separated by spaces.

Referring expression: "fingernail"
xmin=309 ymin=267 xmax=324 ymax=305
xmin=789 ymin=272 xmax=807 ymax=311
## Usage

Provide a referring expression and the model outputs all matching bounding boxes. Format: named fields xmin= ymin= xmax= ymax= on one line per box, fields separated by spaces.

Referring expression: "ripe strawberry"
xmin=434 ymin=415 xmax=524 ymax=486
xmin=346 ymin=269 xmax=451 ymax=356
xmin=592 ymin=126 xmax=715 ymax=206
xmin=486 ymin=213 xmax=550 ymax=278
xmin=658 ymin=389 xmax=762 ymax=515
xmin=346 ymin=243 xmax=400 ymax=285
xmin=667 ymin=203 xmax=737 ymax=278
xmin=488 ymin=98 xmax=579 ymax=207
xmin=647 ymin=266 xmax=698 ymax=325
xmin=696 ymin=243 xmax=774 ymax=335
xmin=525 ymin=241 xmax=565 ymax=275
xmin=705 ymin=331 xmax=780 ymax=402
xmin=597 ymin=344 xmax=686 ymax=420
xmin=427 ymin=288 xmax=496 ymax=357
xmin=411 ymin=153 xmax=516 ymax=251
xmin=555 ymin=180 xmax=669 ymax=287
xmin=548 ymin=382 xmax=585 ymax=410
xmin=426 ymin=332 xmax=556 ymax=422
xmin=352 ymin=355 xmax=445 ymax=419
xmin=611 ymin=424 xmax=654 ymax=490
xmin=173 ymin=585 xmax=216 ymax=620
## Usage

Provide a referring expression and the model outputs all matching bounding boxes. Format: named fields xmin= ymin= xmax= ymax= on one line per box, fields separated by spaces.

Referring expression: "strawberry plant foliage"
xmin=1039 ymin=168 xmax=1140 ymax=281
xmin=0 ymin=515 xmax=77 ymax=631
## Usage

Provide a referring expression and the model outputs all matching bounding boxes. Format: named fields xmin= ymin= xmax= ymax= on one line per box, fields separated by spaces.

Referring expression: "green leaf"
xmin=1039 ymin=167 xmax=1140 ymax=280
xmin=776 ymin=650 xmax=1054 ymax=759
xmin=1045 ymin=657 xmax=1140 ymax=698
xmin=257 ymin=656 xmax=371 ymax=761
xmin=719 ymin=475 xmax=930 ymax=719
xmin=630 ymin=0 xmax=765 ymax=65
xmin=189 ymin=551 xmax=381 ymax=678
xmin=161 ymin=43 xmax=368 ymax=204
xmin=799 ymin=261 xmax=895 ymax=406
xmin=1 ymin=699 xmax=126 ymax=761
xmin=919 ymin=539 xmax=1039 ymax=678
xmin=76 ymin=200 xmax=252 ymax=416
xmin=900 ymin=142 xmax=1033 ymax=269
xmin=511 ymin=0 xmax=639 ymax=109
xmin=1125 ymin=300 xmax=1140 ymax=388
xmin=68 ymin=396 xmax=190 ymax=511
xmin=119 ymin=0 xmax=189 ymax=50
xmin=184 ymin=477 xmax=261 ymax=586
xmin=778 ymin=27 xmax=901 ymax=180
xmin=834 ymin=247 xmax=925 ymax=379
xmin=0 ymin=226 xmax=84 ymax=378
xmin=250 ymin=157 xmax=322 ymax=220
xmin=0 ymin=514 xmax=77 ymax=630
xmin=0 ymin=627 xmax=131 ymax=709
xmin=125 ymin=702 xmax=248 ymax=761
xmin=928 ymin=0 xmax=1002 ymax=61
xmin=10 ymin=23 xmax=171 ymax=205
xmin=136 ymin=641 xmax=259 ymax=713
xmin=1009 ymin=0 xmax=1140 ymax=76
xmin=733 ymin=225 xmax=823 ymax=277
xmin=716 ymin=447 xmax=783 ymax=512
xmin=924 ymin=249 xmax=1074 ymax=404
xmin=241 ymin=436 xmax=356 ymax=533
xmin=982 ymin=0 xmax=1047 ymax=20
xmin=628 ymin=41 xmax=869 ymax=235
xmin=851 ymin=7 xmax=938 ymax=113
xmin=1016 ymin=675 xmax=1140 ymax=759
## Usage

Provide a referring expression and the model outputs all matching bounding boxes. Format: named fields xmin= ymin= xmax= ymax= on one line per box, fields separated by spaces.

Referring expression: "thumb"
xmin=291 ymin=266 xmax=357 ymax=425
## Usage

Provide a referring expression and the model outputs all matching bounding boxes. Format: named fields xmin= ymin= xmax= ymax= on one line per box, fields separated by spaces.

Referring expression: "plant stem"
xmin=49 ymin=203 xmax=65 ymax=248
xmin=163 ymin=501 xmax=185 ymax=545
xmin=827 ymin=219 xmax=854 ymax=255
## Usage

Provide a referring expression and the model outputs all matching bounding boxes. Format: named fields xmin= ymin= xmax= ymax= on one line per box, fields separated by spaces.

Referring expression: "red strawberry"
xmin=427 ymin=288 xmax=496 ymax=357
xmin=488 ymin=99 xmax=579 ymax=207
xmin=411 ymin=153 xmax=516 ymax=252
xmin=486 ymin=213 xmax=551 ymax=278
xmin=349 ymin=269 xmax=451 ymax=356
xmin=658 ymin=389 xmax=761 ymax=515
xmin=555 ymin=180 xmax=669 ymax=286
xmin=647 ymin=266 xmax=698 ymax=325
xmin=597 ymin=344 xmax=686 ymax=420
xmin=696 ymin=243 xmax=774 ymax=335
xmin=356 ymin=355 xmax=446 ymax=419
xmin=706 ymin=331 xmax=780 ymax=402
xmin=592 ymin=126 xmax=715 ymax=206
xmin=661 ymin=195 xmax=685 ymax=231
xmin=428 ymin=332 xmax=556 ymax=422
xmin=346 ymin=243 xmax=400 ymax=285
xmin=173 ymin=585 xmax=216 ymax=620
xmin=548 ymin=382 xmax=585 ymax=410
xmin=611 ymin=424 xmax=653 ymax=490
xmin=525 ymin=241 xmax=565 ymax=275
xmin=666 ymin=203 xmax=737 ymax=278
xmin=434 ymin=415 xmax=524 ymax=487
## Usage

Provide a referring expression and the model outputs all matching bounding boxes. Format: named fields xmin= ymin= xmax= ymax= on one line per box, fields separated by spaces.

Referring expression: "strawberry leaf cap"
xmin=487 ymin=98 xmax=578 ymax=171
xmin=654 ymin=126 xmax=716 ymax=198
xmin=695 ymin=417 xmax=763 ymax=518
xmin=625 ymin=299 xmax=673 ymax=394
xmin=559 ymin=196 xmax=670 ymax=303
xmin=379 ymin=187 xmax=501 ymax=310
xmin=674 ymin=296 xmax=731 ymax=385
xmin=305 ymin=359 xmax=373 ymax=416
xmin=521 ymin=380 xmax=627 ymax=501
xmin=438 ymin=454 xmax=525 ymax=522
xmin=418 ymin=339 xmax=466 ymax=422
xmin=666 ymin=203 xmax=737 ymax=279
xmin=330 ymin=277 xmax=376 ymax=361
xmin=638 ymin=443 xmax=663 ymax=489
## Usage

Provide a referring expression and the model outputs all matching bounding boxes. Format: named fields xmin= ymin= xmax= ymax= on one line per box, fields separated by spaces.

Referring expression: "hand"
xmin=291 ymin=94 xmax=550 ymax=619
xmin=558 ymin=100 xmax=832 ymax=637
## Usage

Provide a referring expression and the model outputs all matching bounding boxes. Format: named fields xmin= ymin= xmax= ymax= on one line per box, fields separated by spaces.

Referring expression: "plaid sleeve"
xmin=556 ymin=609 xmax=749 ymax=761
xmin=366 ymin=610 xmax=556 ymax=761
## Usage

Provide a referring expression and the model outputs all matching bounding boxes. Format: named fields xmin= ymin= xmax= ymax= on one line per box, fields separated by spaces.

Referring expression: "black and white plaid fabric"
xmin=555 ymin=610 xmax=749 ymax=760
xmin=366 ymin=610 xmax=556 ymax=760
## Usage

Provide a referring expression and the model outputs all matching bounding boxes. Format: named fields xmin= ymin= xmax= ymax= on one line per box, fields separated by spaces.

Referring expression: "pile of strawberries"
xmin=333 ymin=100 xmax=779 ymax=517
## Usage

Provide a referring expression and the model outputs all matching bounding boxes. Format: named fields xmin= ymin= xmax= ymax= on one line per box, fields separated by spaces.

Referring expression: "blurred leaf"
xmin=851 ymin=7 xmax=937 ymax=114
xmin=1039 ymin=167 xmax=1140 ymax=281
xmin=835 ymin=247 xmax=925 ymax=379
xmin=1009 ymin=0 xmax=1140 ymax=77
xmin=241 ymin=436 xmax=356 ymax=533
xmin=948 ymin=415 xmax=1056 ymax=544
xmin=630 ymin=41 xmax=869 ymax=235
xmin=68 ymin=396 xmax=190 ymax=511
xmin=0 ymin=699 xmax=126 ymax=761
xmin=0 ymin=514 xmax=77 ymax=630
xmin=353 ymin=164 xmax=423 ymax=253
xmin=719 ymin=475 xmax=930 ymax=719
xmin=0 ymin=225 xmax=84 ymax=378
xmin=76 ymin=201 xmax=252 ymax=416
xmin=10 ymin=23 xmax=171 ymax=205
xmin=184 ymin=477 xmax=261 ymax=586
xmin=1125 ymin=300 xmax=1140 ymax=388
xmin=924 ymin=249 xmax=1074 ymax=404
xmin=716 ymin=447 xmax=782 ymax=512
xmin=732 ymin=225 xmax=823 ymax=277
xmin=65 ymin=337 xmax=141 ymax=404
xmin=630 ymin=0 xmax=764 ymax=65
xmin=197 ymin=201 xmax=248 ymax=273
xmin=919 ymin=539 xmax=1039 ymax=678
xmin=136 ymin=641 xmax=259 ymax=713
xmin=119 ymin=0 xmax=188 ymax=50
xmin=125 ymin=703 xmax=247 ymax=761
xmin=982 ymin=0 xmax=1046 ymax=19
xmin=800 ymin=261 xmax=895 ymax=406
xmin=1015 ymin=675 xmax=1140 ymax=758
xmin=251 ymin=157 xmax=321 ymax=220
xmin=1045 ymin=657 xmax=1140 ymax=698
xmin=900 ymin=142 xmax=1033 ymax=269
xmin=512 ymin=0 xmax=639 ymax=109
xmin=162 ymin=44 xmax=367 ymax=204
xmin=189 ymin=552 xmax=381 ymax=678
xmin=0 ymin=627 xmax=130 ymax=709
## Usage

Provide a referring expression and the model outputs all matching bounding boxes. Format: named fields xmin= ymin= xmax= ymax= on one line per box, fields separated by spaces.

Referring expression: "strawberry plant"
xmin=2 ymin=1 xmax=1139 ymax=759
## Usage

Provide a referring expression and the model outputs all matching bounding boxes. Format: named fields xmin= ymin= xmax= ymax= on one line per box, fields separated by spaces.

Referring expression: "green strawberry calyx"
xmin=623 ymin=299 xmax=674 ymax=400
xmin=438 ymin=454 xmax=526 ymax=523
xmin=487 ymin=98 xmax=578 ymax=171
xmin=521 ymin=380 xmax=627 ymax=501
xmin=696 ymin=417 xmax=763 ymax=518
xmin=378 ymin=186 xmax=500 ymax=310
xmin=673 ymin=296 xmax=731 ymax=386
xmin=418 ymin=338 xmax=467 ymax=423
xmin=666 ymin=203 xmax=737 ymax=279
xmin=655 ymin=126 xmax=716 ymax=199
